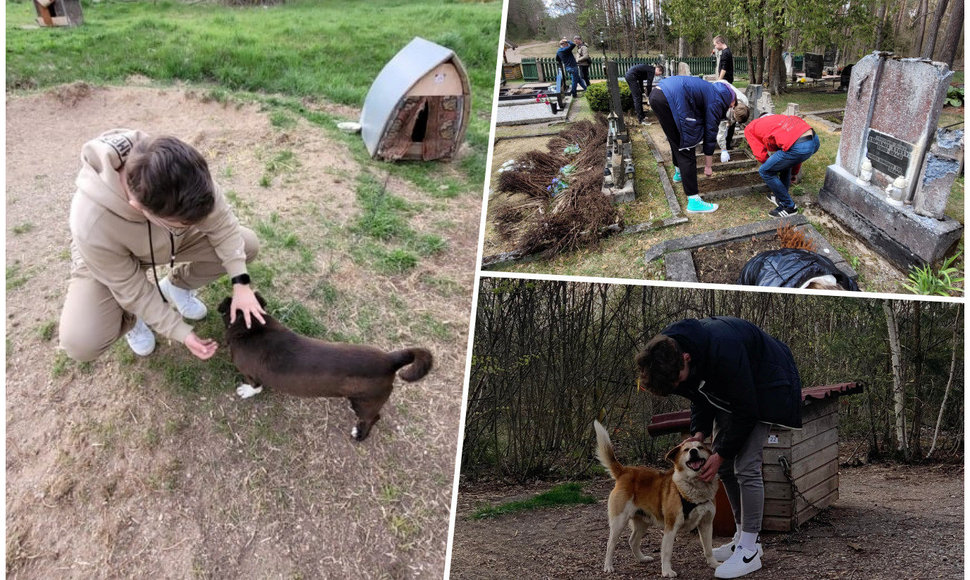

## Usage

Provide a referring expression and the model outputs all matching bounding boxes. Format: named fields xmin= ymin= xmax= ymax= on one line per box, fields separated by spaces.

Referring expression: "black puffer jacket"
xmin=738 ymin=248 xmax=859 ymax=291
xmin=665 ymin=317 xmax=802 ymax=460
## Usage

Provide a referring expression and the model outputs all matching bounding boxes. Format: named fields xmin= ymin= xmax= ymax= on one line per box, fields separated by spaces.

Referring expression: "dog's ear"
xmin=665 ymin=443 xmax=682 ymax=465
xmin=218 ymin=296 xmax=232 ymax=314
xmin=254 ymin=291 xmax=267 ymax=308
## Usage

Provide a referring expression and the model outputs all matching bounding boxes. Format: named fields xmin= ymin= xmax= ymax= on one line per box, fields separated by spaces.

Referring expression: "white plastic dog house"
xmin=360 ymin=37 xmax=471 ymax=162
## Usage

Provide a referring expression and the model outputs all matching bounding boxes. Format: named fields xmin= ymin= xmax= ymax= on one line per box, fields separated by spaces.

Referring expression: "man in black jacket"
xmin=636 ymin=317 xmax=802 ymax=579
xmin=624 ymin=63 xmax=664 ymax=124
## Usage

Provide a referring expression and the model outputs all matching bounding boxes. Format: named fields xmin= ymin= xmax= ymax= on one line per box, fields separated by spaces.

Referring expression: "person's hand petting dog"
xmin=230 ymin=283 xmax=267 ymax=328
xmin=698 ymin=452 xmax=723 ymax=482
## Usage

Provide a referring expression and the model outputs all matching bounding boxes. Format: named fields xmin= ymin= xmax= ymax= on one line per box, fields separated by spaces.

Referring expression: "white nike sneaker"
xmin=125 ymin=318 xmax=156 ymax=357
xmin=714 ymin=533 xmax=764 ymax=562
xmin=715 ymin=545 xmax=762 ymax=578
xmin=159 ymin=277 xmax=207 ymax=320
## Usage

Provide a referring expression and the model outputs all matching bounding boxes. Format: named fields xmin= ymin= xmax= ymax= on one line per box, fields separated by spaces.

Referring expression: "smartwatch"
xmin=230 ymin=273 xmax=251 ymax=286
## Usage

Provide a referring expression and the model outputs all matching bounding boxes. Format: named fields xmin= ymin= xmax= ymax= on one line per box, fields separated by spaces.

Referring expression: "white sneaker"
xmin=125 ymin=318 xmax=156 ymax=356
xmin=714 ymin=545 xmax=762 ymax=578
xmin=714 ymin=534 xmax=764 ymax=562
xmin=159 ymin=277 xmax=207 ymax=320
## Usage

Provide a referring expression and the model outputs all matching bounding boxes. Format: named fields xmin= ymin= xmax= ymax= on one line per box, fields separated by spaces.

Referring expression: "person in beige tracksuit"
xmin=59 ymin=129 xmax=265 ymax=362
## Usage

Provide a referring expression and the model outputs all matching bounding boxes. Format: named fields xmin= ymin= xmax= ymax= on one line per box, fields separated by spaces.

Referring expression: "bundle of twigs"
xmin=491 ymin=114 xmax=621 ymax=258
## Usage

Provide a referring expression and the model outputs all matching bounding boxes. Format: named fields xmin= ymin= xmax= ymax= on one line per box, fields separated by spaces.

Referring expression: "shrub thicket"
xmin=585 ymin=81 xmax=633 ymax=113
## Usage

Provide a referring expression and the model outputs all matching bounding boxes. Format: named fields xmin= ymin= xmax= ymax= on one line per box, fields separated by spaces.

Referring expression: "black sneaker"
xmin=765 ymin=193 xmax=778 ymax=207
xmin=769 ymin=206 xmax=798 ymax=217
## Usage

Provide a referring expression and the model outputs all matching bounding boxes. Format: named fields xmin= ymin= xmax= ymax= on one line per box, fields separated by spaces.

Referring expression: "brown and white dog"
xmin=593 ymin=420 xmax=719 ymax=577
xmin=218 ymin=294 xmax=432 ymax=442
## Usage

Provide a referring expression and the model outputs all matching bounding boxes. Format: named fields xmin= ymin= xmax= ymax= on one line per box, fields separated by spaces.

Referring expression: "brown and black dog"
xmin=594 ymin=420 xmax=719 ymax=577
xmin=218 ymin=293 xmax=432 ymax=442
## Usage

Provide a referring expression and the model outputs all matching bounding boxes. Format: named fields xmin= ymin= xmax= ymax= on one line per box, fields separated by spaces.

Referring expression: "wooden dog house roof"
xmin=360 ymin=37 xmax=471 ymax=159
xmin=646 ymin=382 xmax=864 ymax=437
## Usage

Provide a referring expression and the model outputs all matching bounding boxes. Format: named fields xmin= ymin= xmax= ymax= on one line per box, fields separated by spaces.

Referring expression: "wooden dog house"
xmin=647 ymin=382 xmax=863 ymax=534
xmin=33 ymin=0 xmax=83 ymax=27
xmin=360 ymin=37 xmax=471 ymax=162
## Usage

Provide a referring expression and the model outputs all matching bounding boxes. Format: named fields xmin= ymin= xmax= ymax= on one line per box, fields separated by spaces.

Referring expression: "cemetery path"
xmin=451 ymin=462 xmax=963 ymax=579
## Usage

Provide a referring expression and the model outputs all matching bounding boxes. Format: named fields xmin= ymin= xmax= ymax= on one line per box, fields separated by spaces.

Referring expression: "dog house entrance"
xmin=411 ymin=102 xmax=429 ymax=142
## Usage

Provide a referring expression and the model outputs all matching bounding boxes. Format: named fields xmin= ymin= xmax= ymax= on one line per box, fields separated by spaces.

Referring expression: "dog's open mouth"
xmin=686 ymin=458 xmax=706 ymax=471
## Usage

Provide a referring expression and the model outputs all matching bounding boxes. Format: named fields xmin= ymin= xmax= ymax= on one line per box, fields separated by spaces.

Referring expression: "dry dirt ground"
xmin=450 ymin=462 xmax=963 ymax=579
xmin=6 ymin=83 xmax=480 ymax=578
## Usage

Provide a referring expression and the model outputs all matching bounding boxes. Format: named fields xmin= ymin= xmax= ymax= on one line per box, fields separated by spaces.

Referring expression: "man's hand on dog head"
xmin=185 ymin=332 xmax=218 ymax=360
xmin=698 ymin=452 xmax=722 ymax=482
xmin=230 ymin=284 xmax=267 ymax=329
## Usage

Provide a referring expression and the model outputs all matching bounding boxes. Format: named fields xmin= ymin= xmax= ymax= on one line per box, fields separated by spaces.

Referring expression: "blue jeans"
xmin=566 ymin=66 xmax=588 ymax=96
xmin=758 ymin=133 xmax=820 ymax=208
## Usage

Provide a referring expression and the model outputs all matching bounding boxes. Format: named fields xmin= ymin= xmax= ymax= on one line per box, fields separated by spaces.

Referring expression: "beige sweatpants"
xmin=59 ymin=227 xmax=259 ymax=362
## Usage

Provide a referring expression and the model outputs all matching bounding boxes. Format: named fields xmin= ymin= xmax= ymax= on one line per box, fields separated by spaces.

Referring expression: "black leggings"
xmin=648 ymin=88 xmax=699 ymax=196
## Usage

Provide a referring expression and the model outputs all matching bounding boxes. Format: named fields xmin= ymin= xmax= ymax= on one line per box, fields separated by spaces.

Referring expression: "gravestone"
xmin=603 ymin=61 xmax=635 ymax=203
xmin=914 ymin=128 xmax=964 ymax=218
xmin=784 ymin=52 xmax=794 ymax=78
xmin=804 ymin=53 xmax=824 ymax=79
xmin=818 ymin=52 xmax=962 ymax=270
xmin=745 ymin=85 xmax=774 ymax=119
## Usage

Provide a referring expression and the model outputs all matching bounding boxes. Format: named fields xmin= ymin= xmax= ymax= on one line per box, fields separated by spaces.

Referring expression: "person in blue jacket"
xmin=636 ymin=317 xmax=802 ymax=579
xmin=648 ymin=76 xmax=749 ymax=213
xmin=556 ymin=38 xmax=589 ymax=98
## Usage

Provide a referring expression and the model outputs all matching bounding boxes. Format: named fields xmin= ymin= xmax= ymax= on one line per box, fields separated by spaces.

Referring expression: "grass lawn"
xmin=6 ymin=0 xmax=501 ymax=190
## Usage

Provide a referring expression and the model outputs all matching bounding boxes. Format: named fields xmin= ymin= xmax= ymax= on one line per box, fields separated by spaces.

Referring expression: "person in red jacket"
xmin=744 ymin=114 xmax=820 ymax=218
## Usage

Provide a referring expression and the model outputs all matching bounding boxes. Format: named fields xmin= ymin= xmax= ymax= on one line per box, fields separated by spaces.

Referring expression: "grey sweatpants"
xmin=713 ymin=412 xmax=772 ymax=534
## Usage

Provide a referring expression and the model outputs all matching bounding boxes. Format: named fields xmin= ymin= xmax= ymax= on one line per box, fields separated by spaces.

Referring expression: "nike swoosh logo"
xmin=743 ymin=553 xmax=757 ymax=564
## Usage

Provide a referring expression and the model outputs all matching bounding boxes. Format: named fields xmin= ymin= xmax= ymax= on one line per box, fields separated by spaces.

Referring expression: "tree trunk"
xmin=768 ymin=45 xmax=786 ymax=95
xmin=939 ymin=0 xmax=964 ymax=67
xmin=883 ymin=302 xmax=907 ymax=456
xmin=678 ymin=35 xmax=687 ymax=58
xmin=875 ymin=2 xmax=887 ymax=50
xmin=909 ymin=302 xmax=924 ymax=458
xmin=927 ymin=305 xmax=961 ymax=458
xmin=914 ymin=0 xmax=930 ymax=56
xmin=922 ymin=0 xmax=950 ymax=58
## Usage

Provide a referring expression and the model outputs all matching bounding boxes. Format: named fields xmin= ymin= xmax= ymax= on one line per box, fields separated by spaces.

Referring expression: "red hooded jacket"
xmin=744 ymin=115 xmax=814 ymax=163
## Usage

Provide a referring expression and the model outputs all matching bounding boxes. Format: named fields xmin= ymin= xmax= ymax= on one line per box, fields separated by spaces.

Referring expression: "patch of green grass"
xmin=38 ymin=321 xmax=56 ymax=342
xmin=376 ymin=248 xmax=419 ymax=273
xmin=416 ymin=313 xmax=451 ymax=341
xmin=6 ymin=263 xmax=31 ymax=290
xmin=419 ymin=274 xmax=463 ymax=297
xmin=414 ymin=234 xmax=447 ymax=256
xmin=269 ymin=111 xmax=297 ymax=129
xmin=12 ymin=222 xmax=33 ymax=235
xmin=470 ymin=482 xmax=597 ymax=519
xmin=352 ymin=175 xmax=416 ymax=240
xmin=270 ymin=300 xmax=327 ymax=338
xmin=51 ymin=351 xmax=94 ymax=378
xmin=309 ymin=280 xmax=339 ymax=305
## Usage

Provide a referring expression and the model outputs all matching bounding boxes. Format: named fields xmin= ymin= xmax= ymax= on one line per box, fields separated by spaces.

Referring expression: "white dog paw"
xmin=351 ymin=426 xmax=359 ymax=439
xmin=236 ymin=384 xmax=263 ymax=399
xmin=662 ymin=570 xmax=677 ymax=578
xmin=708 ymin=558 xmax=720 ymax=569
xmin=639 ymin=555 xmax=655 ymax=562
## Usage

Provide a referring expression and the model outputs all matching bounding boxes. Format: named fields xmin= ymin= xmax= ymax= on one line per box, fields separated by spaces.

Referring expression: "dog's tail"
xmin=388 ymin=348 xmax=433 ymax=382
xmin=593 ymin=420 xmax=625 ymax=480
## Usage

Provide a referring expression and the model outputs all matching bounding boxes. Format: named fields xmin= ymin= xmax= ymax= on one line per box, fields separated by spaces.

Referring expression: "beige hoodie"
xmin=70 ymin=129 xmax=248 ymax=343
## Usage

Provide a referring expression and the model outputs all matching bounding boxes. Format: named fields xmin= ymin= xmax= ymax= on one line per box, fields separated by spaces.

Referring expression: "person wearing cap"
xmin=636 ymin=316 xmax=803 ymax=579
xmin=573 ymin=35 xmax=592 ymax=86
xmin=744 ymin=114 xmax=820 ymax=217
xmin=59 ymin=130 xmax=265 ymax=362
xmin=648 ymin=76 xmax=750 ymax=213
xmin=556 ymin=38 xmax=589 ymax=98
xmin=624 ymin=63 xmax=665 ymax=124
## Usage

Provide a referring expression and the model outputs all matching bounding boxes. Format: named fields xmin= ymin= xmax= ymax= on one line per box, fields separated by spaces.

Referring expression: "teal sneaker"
xmin=672 ymin=168 xmax=682 ymax=183
xmin=686 ymin=197 xmax=718 ymax=213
